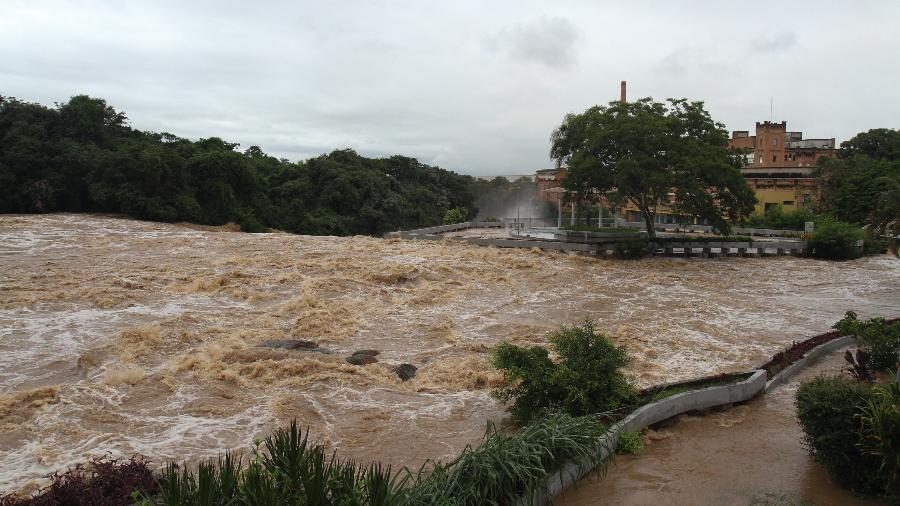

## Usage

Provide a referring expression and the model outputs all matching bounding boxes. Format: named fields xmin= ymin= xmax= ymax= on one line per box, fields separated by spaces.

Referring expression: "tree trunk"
xmin=641 ymin=208 xmax=656 ymax=239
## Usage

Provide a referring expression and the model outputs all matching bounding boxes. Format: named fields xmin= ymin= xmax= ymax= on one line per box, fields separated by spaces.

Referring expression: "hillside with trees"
xmin=0 ymin=95 xmax=476 ymax=235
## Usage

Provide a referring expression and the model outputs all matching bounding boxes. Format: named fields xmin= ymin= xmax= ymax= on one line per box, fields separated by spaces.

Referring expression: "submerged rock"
xmin=257 ymin=339 xmax=332 ymax=354
xmin=394 ymin=363 xmax=417 ymax=381
xmin=346 ymin=349 xmax=380 ymax=365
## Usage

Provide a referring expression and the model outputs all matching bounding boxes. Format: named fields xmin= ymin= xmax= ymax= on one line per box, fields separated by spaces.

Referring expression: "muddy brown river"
xmin=1 ymin=214 xmax=898 ymax=494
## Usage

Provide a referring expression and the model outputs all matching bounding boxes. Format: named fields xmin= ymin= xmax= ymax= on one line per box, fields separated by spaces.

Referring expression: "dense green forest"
xmin=0 ymin=95 xmax=481 ymax=235
xmin=815 ymin=128 xmax=900 ymax=230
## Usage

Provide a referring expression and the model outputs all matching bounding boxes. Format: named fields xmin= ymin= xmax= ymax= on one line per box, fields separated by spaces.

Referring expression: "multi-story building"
xmin=729 ymin=121 xmax=835 ymax=213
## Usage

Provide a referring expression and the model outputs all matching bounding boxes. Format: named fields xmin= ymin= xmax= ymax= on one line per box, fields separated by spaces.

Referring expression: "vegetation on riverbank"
xmin=795 ymin=312 xmax=900 ymax=501
xmin=0 ymin=95 xmax=477 ymax=236
xmin=2 ymin=415 xmax=611 ymax=505
xmin=491 ymin=321 xmax=635 ymax=423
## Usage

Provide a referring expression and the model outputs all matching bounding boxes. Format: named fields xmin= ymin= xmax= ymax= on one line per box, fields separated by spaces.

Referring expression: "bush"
xmin=806 ymin=221 xmax=864 ymax=260
xmin=858 ymin=382 xmax=900 ymax=497
xmin=443 ymin=206 xmax=470 ymax=224
xmin=1 ymin=455 xmax=158 ymax=505
xmin=491 ymin=321 xmax=635 ymax=423
xmin=863 ymin=234 xmax=888 ymax=255
xmin=835 ymin=312 xmax=900 ymax=372
xmin=796 ymin=376 xmax=882 ymax=494
xmin=745 ymin=204 xmax=817 ymax=230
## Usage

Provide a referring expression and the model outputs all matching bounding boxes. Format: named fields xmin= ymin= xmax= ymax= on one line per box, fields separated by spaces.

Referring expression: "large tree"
xmin=550 ymin=98 xmax=756 ymax=238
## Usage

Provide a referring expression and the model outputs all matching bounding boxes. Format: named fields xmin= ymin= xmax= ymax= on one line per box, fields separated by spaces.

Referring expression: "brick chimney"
xmin=620 ymin=81 xmax=626 ymax=103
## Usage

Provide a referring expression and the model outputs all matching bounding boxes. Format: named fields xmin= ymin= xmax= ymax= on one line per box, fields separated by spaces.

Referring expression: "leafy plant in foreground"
xmin=795 ymin=376 xmax=882 ymax=495
xmin=858 ymin=381 xmax=900 ymax=497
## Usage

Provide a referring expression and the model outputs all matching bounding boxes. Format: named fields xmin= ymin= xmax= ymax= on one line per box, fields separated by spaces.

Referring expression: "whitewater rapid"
xmin=1 ymin=214 xmax=898 ymax=493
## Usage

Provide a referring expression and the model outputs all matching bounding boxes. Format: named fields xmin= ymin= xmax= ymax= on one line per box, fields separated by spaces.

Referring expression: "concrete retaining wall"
xmin=527 ymin=370 xmax=767 ymax=505
xmin=529 ymin=330 xmax=868 ymax=505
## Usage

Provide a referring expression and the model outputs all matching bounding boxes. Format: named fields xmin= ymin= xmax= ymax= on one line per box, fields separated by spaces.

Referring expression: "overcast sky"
xmin=2 ymin=1 xmax=898 ymax=175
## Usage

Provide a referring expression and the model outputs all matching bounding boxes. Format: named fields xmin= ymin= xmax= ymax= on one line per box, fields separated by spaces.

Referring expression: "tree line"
xmin=0 ymin=95 xmax=478 ymax=235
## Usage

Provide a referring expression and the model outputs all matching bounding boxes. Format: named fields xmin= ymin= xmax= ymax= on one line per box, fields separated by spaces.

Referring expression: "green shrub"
xmin=835 ymin=312 xmax=900 ymax=372
xmin=795 ymin=376 xmax=882 ymax=494
xmin=806 ymin=221 xmax=864 ymax=260
xmin=858 ymin=382 xmax=900 ymax=497
xmin=745 ymin=204 xmax=817 ymax=230
xmin=491 ymin=321 xmax=635 ymax=423
xmin=443 ymin=207 xmax=470 ymax=224
xmin=863 ymin=234 xmax=888 ymax=255
xmin=614 ymin=237 xmax=650 ymax=259
xmin=616 ymin=431 xmax=644 ymax=455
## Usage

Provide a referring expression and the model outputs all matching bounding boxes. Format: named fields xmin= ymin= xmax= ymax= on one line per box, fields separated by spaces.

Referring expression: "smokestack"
xmin=620 ymin=81 xmax=626 ymax=103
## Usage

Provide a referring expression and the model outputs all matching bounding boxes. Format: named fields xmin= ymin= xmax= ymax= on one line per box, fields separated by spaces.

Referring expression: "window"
xmin=773 ymin=155 xmax=777 ymax=162
xmin=772 ymin=139 xmax=777 ymax=146
xmin=783 ymin=201 xmax=794 ymax=206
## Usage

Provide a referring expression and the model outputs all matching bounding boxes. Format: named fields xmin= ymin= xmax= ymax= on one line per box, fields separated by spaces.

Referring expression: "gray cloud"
xmin=750 ymin=31 xmax=798 ymax=53
xmin=487 ymin=16 xmax=580 ymax=69
xmin=1 ymin=2 xmax=898 ymax=175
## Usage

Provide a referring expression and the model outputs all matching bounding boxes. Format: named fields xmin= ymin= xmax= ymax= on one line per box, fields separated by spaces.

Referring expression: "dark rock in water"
xmin=257 ymin=339 xmax=332 ymax=354
xmin=346 ymin=354 xmax=379 ymax=365
xmin=258 ymin=339 xmax=317 ymax=349
xmin=394 ymin=363 xmax=417 ymax=381
xmin=350 ymin=349 xmax=380 ymax=357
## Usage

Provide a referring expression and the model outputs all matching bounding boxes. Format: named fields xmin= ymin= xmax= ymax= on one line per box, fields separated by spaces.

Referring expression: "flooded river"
xmin=556 ymin=350 xmax=883 ymax=506
xmin=1 ymin=214 xmax=898 ymax=494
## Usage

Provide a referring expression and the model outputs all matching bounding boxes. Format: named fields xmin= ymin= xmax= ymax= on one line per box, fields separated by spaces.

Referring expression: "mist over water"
xmin=1 ymin=214 xmax=898 ymax=493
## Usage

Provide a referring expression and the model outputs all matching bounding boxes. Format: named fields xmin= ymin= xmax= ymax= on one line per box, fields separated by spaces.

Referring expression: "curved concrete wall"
xmin=526 ymin=370 xmax=767 ymax=505
xmin=528 ymin=331 xmax=865 ymax=505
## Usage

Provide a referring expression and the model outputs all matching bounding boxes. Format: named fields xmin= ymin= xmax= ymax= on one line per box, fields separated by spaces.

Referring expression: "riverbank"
xmin=556 ymin=350 xmax=884 ymax=505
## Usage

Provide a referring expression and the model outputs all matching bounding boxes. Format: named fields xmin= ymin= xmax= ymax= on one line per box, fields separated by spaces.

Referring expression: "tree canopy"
xmin=0 ymin=94 xmax=477 ymax=235
xmin=550 ymin=98 xmax=756 ymax=237
xmin=816 ymin=128 xmax=900 ymax=229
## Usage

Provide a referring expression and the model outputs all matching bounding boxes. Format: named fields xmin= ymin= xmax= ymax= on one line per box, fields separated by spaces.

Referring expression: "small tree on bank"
xmin=550 ymin=98 xmax=756 ymax=238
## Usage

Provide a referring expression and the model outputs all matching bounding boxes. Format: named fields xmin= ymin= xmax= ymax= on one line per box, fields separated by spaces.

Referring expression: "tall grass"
xmin=405 ymin=413 xmax=610 ymax=505
xmin=148 ymin=421 xmax=406 ymax=505
xmin=137 ymin=413 xmax=610 ymax=505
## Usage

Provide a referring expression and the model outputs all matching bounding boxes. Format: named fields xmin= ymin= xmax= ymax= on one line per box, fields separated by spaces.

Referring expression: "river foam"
xmin=1 ymin=214 xmax=898 ymax=493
